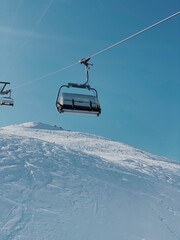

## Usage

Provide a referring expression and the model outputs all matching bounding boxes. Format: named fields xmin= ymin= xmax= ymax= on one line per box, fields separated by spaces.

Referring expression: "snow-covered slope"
xmin=0 ymin=122 xmax=180 ymax=240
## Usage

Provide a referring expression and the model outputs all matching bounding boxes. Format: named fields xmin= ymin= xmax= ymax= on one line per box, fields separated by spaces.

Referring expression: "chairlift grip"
xmin=79 ymin=57 xmax=91 ymax=65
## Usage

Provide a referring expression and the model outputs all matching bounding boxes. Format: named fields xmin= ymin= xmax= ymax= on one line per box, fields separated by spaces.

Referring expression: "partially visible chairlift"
xmin=0 ymin=81 xmax=14 ymax=107
xmin=56 ymin=57 xmax=101 ymax=116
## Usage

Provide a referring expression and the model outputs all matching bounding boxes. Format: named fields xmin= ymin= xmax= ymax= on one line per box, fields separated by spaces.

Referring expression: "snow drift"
xmin=0 ymin=122 xmax=180 ymax=240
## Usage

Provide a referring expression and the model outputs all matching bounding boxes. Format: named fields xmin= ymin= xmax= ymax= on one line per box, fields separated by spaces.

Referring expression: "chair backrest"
xmin=59 ymin=93 xmax=99 ymax=105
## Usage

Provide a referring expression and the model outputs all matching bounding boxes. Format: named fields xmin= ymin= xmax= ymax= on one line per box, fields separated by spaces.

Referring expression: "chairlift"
xmin=56 ymin=57 xmax=101 ymax=116
xmin=0 ymin=81 xmax=14 ymax=107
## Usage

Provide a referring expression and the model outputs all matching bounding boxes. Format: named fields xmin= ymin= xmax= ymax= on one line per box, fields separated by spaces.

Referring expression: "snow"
xmin=0 ymin=122 xmax=180 ymax=240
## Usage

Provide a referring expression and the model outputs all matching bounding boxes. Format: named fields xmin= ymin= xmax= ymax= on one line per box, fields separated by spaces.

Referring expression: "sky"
xmin=0 ymin=0 xmax=179 ymax=161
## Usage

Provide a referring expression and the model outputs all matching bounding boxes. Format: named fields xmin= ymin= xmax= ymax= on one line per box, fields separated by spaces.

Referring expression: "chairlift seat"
xmin=0 ymin=97 xmax=14 ymax=106
xmin=56 ymin=92 xmax=101 ymax=116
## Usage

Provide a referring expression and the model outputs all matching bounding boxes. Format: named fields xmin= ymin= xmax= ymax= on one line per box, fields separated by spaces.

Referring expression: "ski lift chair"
xmin=56 ymin=57 xmax=101 ymax=116
xmin=56 ymin=85 xmax=101 ymax=116
xmin=0 ymin=82 xmax=14 ymax=107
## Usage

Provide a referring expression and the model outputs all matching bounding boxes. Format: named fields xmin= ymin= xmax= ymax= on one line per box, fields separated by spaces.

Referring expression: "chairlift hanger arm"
xmin=0 ymin=81 xmax=11 ymax=94
xmin=90 ymin=87 xmax=98 ymax=97
xmin=78 ymin=57 xmax=93 ymax=86
xmin=57 ymin=84 xmax=68 ymax=97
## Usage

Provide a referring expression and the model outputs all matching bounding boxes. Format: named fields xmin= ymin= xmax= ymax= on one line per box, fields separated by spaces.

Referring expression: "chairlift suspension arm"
xmin=0 ymin=81 xmax=11 ymax=95
xmin=85 ymin=64 xmax=89 ymax=85
xmin=79 ymin=57 xmax=93 ymax=86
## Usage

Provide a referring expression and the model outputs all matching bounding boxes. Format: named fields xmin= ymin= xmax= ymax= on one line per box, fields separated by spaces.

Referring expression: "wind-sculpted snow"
xmin=0 ymin=122 xmax=180 ymax=240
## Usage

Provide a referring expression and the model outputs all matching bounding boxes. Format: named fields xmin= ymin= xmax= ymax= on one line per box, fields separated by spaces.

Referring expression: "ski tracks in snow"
xmin=0 ymin=135 xmax=57 ymax=239
xmin=0 ymin=124 xmax=180 ymax=240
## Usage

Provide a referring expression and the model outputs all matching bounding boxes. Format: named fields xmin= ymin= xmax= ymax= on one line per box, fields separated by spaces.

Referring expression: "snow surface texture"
xmin=0 ymin=122 xmax=180 ymax=240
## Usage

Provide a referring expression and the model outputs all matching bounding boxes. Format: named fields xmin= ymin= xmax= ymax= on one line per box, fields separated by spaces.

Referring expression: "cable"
xmin=90 ymin=11 xmax=180 ymax=59
xmin=13 ymin=11 xmax=180 ymax=90
xmin=13 ymin=62 xmax=79 ymax=90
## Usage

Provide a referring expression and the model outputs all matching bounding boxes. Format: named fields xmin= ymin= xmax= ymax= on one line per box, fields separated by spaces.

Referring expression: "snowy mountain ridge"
xmin=2 ymin=122 xmax=179 ymax=176
xmin=3 ymin=122 xmax=63 ymax=130
xmin=0 ymin=122 xmax=180 ymax=240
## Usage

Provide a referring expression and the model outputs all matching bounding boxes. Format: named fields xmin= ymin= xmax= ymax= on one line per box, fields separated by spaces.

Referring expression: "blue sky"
xmin=0 ymin=0 xmax=179 ymax=161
